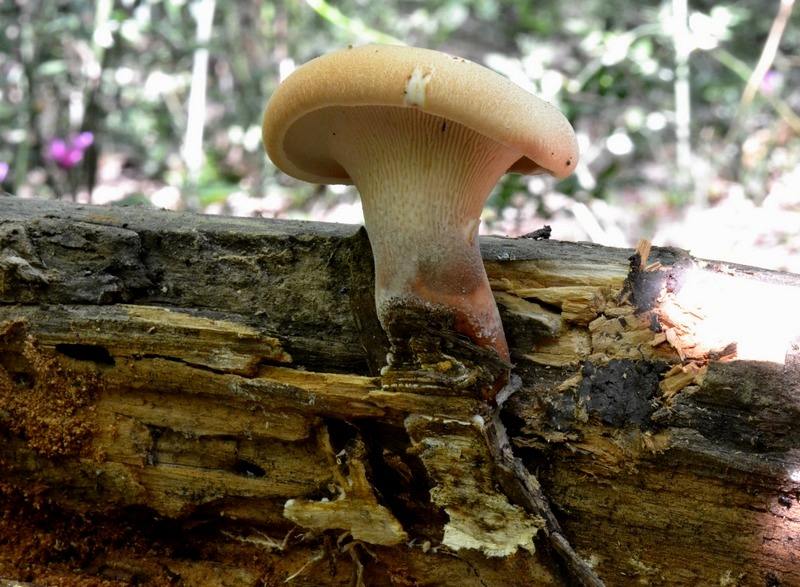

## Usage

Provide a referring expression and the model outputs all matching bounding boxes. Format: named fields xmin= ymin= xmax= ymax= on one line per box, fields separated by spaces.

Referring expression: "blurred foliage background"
xmin=1 ymin=0 xmax=798 ymax=271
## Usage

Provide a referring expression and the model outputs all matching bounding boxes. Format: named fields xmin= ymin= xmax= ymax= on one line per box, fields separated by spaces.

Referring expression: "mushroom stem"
xmin=332 ymin=106 xmax=521 ymax=361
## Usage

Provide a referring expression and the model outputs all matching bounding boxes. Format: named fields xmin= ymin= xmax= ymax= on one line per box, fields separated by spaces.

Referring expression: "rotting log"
xmin=1 ymin=198 xmax=800 ymax=586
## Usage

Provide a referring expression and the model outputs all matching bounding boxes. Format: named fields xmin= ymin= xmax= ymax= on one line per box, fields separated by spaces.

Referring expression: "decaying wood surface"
xmin=1 ymin=198 xmax=800 ymax=586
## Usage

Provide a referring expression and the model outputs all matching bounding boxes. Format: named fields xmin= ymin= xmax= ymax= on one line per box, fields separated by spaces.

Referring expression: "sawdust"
xmin=0 ymin=320 xmax=100 ymax=457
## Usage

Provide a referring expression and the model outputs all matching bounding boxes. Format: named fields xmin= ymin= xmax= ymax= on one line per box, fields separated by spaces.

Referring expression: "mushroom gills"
xmin=285 ymin=105 xmax=523 ymax=360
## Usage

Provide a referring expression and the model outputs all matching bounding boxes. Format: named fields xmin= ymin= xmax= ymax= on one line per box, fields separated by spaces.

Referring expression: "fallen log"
xmin=1 ymin=197 xmax=799 ymax=586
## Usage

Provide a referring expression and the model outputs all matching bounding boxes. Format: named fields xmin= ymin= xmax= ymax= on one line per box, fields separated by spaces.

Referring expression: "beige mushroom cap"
xmin=263 ymin=44 xmax=578 ymax=185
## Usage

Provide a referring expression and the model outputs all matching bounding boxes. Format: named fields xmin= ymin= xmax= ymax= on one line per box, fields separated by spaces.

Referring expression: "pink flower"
xmin=760 ymin=70 xmax=782 ymax=96
xmin=73 ymin=131 xmax=94 ymax=150
xmin=48 ymin=132 xmax=94 ymax=169
xmin=0 ymin=162 xmax=8 ymax=183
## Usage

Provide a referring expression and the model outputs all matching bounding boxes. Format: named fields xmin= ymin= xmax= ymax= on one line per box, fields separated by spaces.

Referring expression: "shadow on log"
xmin=1 ymin=198 xmax=800 ymax=586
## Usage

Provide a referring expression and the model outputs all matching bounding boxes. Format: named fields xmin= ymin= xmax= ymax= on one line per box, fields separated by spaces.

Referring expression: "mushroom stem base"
xmin=379 ymin=299 xmax=510 ymax=401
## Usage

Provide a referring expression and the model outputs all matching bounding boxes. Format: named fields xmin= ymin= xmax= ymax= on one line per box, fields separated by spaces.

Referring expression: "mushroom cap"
xmin=263 ymin=44 xmax=578 ymax=185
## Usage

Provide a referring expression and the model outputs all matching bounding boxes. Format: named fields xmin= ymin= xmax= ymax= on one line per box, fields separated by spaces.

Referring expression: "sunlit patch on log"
xmin=656 ymin=266 xmax=800 ymax=364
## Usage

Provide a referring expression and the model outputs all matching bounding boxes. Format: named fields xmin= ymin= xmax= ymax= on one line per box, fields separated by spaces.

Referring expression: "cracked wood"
xmin=1 ymin=198 xmax=800 ymax=586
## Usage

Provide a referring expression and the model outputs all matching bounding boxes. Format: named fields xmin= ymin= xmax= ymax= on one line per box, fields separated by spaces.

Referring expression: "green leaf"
xmin=36 ymin=60 xmax=67 ymax=76
xmin=111 ymin=194 xmax=154 ymax=207
xmin=198 ymin=181 xmax=238 ymax=205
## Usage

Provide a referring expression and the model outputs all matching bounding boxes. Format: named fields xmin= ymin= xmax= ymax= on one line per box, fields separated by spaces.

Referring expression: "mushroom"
xmin=262 ymin=44 xmax=577 ymax=369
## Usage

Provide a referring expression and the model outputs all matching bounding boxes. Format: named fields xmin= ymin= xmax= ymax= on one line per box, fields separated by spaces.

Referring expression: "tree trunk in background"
xmin=1 ymin=198 xmax=799 ymax=586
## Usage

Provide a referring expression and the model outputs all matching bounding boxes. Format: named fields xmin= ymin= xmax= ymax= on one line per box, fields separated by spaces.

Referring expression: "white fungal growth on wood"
xmin=405 ymin=415 xmax=543 ymax=558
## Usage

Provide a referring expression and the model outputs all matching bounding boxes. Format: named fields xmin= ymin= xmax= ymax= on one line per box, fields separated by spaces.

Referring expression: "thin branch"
xmin=15 ymin=1 xmax=42 ymax=196
xmin=671 ymin=0 xmax=694 ymax=198
xmin=739 ymin=0 xmax=795 ymax=109
xmin=479 ymin=379 xmax=605 ymax=587
xmin=182 ymin=0 xmax=217 ymax=209
xmin=713 ymin=49 xmax=800 ymax=135
xmin=284 ymin=548 xmax=326 ymax=583
xmin=724 ymin=0 xmax=798 ymax=142
xmin=79 ymin=0 xmax=116 ymax=202
xmin=303 ymin=0 xmax=404 ymax=45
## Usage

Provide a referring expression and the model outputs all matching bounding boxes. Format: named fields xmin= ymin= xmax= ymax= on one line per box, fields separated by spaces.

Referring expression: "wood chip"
xmin=650 ymin=332 xmax=668 ymax=347
xmin=665 ymin=328 xmax=686 ymax=360
xmin=635 ymin=239 xmax=652 ymax=270
xmin=645 ymin=261 xmax=662 ymax=272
